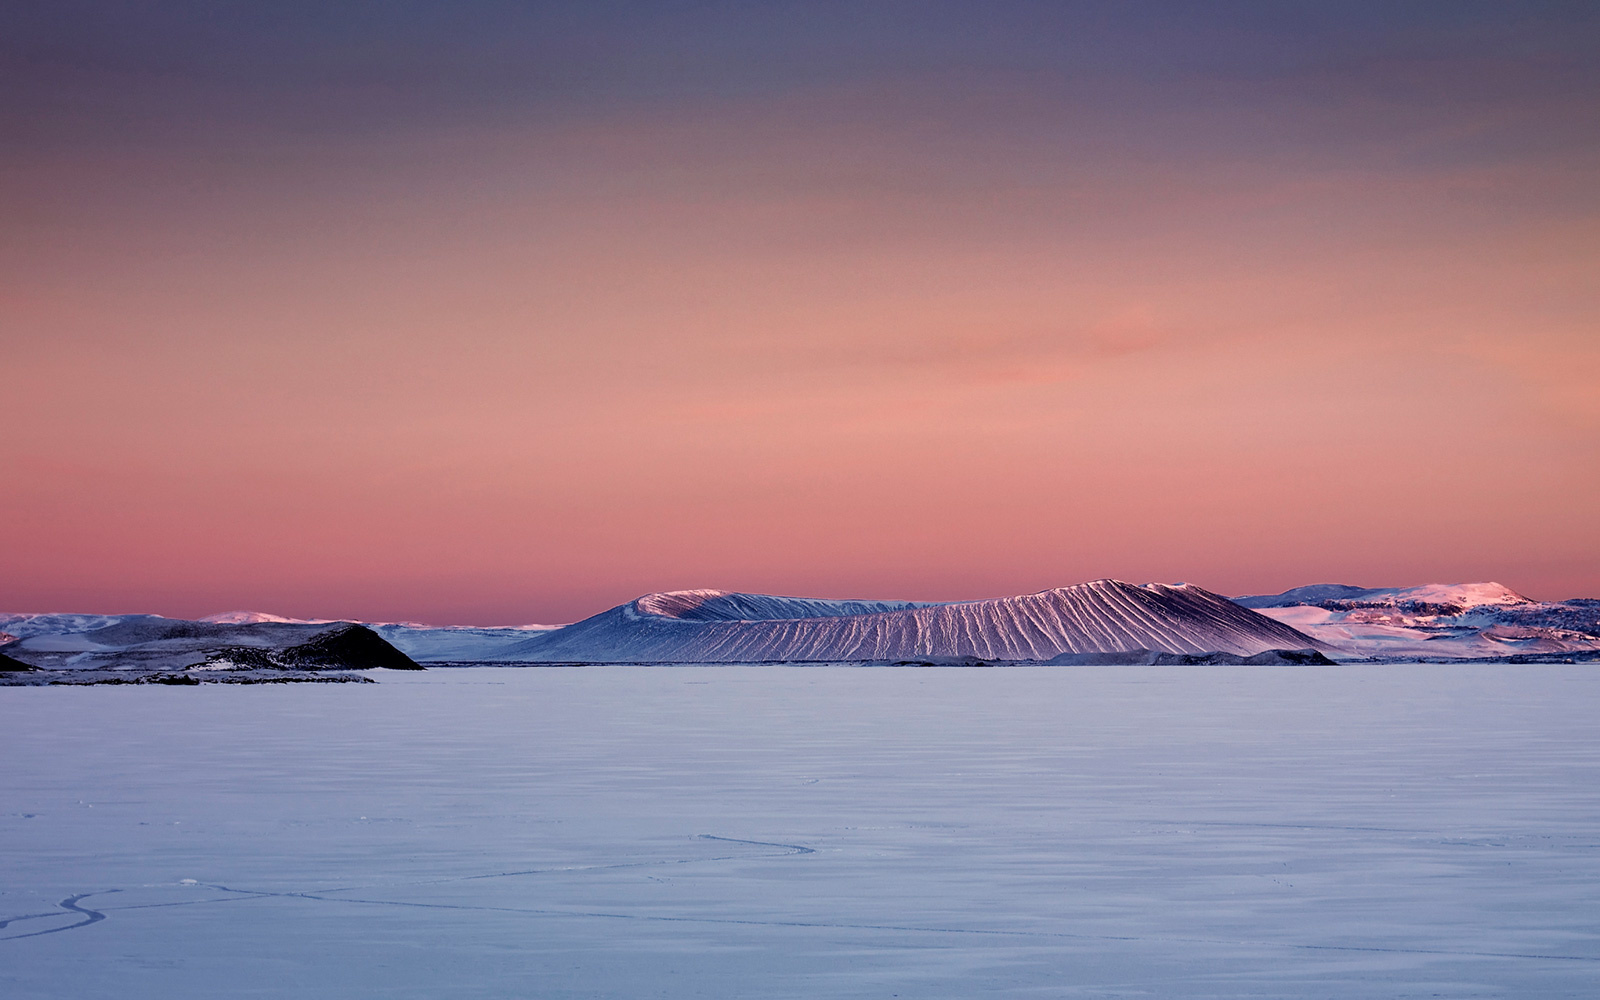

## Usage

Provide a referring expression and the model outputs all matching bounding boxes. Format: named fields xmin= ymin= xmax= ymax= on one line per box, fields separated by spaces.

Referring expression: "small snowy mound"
xmin=200 ymin=611 xmax=332 ymax=625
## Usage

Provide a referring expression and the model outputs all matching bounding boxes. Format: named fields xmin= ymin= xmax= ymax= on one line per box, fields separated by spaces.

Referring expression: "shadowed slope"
xmin=0 ymin=650 xmax=37 ymax=671
xmin=277 ymin=624 xmax=424 ymax=670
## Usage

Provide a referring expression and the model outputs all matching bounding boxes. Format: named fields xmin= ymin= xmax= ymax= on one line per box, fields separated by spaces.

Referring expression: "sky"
xmin=3 ymin=1 xmax=1598 ymax=624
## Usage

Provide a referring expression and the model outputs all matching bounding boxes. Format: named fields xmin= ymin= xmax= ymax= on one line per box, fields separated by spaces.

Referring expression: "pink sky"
xmin=4 ymin=9 xmax=1598 ymax=623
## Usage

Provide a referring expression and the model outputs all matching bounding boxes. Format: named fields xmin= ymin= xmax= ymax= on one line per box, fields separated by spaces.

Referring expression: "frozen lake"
xmin=3 ymin=664 xmax=1598 ymax=998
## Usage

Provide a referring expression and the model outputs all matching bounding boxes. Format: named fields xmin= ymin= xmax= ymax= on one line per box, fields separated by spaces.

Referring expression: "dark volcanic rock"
xmin=1044 ymin=647 xmax=1335 ymax=666
xmin=1241 ymin=648 xmax=1336 ymax=665
xmin=279 ymin=625 xmax=424 ymax=670
xmin=193 ymin=625 xmax=423 ymax=671
xmin=195 ymin=647 xmax=281 ymax=670
xmin=0 ymin=650 xmax=38 ymax=672
xmin=1044 ymin=649 xmax=1169 ymax=665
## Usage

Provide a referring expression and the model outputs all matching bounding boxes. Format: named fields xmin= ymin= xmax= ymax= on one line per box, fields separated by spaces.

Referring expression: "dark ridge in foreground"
xmin=1043 ymin=648 xmax=1336 ymax=666
xmin=1339 ymin=649 xmax=1600 ymax=665
xmin=0 ymin=650 xmax=38 ymax=672
xmin=256 ymin=624 xmax=424 ymax=671
xmin=0 ymin=670 xmax=376 ymax=686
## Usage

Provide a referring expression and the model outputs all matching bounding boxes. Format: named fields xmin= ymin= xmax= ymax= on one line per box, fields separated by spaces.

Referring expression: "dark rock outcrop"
xmin=1044 ymin=647 xmax=1335 ymax=666
xmin=278 ymin=624 xmax=424 ymax=670
xmin=1240 ymin=648 xmax=1337 ymax=665
xmin=0 ymin=650 xmax=37 ymax=672
xmin=192 ymin=625 xmax=424 ymax=671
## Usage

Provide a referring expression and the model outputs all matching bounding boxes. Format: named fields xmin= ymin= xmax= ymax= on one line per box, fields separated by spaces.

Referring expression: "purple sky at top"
xmin=3 ymin=2 xmax=1598 ymax=623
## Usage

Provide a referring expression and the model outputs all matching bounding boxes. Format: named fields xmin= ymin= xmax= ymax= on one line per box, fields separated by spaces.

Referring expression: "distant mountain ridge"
xmin=9 ymin=580 xmax=1599 ymax=665
xmin=1236 ymin=582 xmax=1532 ymax=614
xmin=1236 ymin=583 xmax=1600 ymax=658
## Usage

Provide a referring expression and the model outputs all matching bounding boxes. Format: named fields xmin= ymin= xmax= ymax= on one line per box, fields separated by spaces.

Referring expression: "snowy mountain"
xmin=486 ymin=580 xmax=1326 ymax=663
xmin=1235 ymin=582 xmax=1532 ymax=614
xmin=0 ymin=612 xmax=168 ymax=639
xmin=1236 ymin=583 xmax=1600 ymax=658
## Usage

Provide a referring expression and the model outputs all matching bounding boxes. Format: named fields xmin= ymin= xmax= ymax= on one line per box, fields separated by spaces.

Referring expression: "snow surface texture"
xmin=490 ymin=580 xmax=1326 ymax=662
xmin=1236 ymin=583 xmax=1600 ymax=658
xmin=2 ymin=665 xmax=1597 ymax=998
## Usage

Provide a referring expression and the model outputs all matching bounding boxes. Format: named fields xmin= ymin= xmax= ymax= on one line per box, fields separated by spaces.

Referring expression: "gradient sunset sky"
xmin=4 ymin=2 xmax=1598 ymax=623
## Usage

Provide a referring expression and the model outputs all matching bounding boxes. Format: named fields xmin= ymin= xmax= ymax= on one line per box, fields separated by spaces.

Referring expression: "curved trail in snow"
xmin=0 ymin=835 xmax=815 ymax=940
xmin=5 ymin=835 xmax=1597 ymax=966
xmin=0 ymin=892 xmax=116 ymax=940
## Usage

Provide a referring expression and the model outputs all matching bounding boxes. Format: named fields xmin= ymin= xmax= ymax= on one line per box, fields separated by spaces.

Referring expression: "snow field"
xmin=2 ymin=664 xmax=1597 ymax=998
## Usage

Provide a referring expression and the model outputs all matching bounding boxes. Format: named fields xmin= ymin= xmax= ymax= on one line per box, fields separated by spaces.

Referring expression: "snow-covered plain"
xmin=3 ymin=664 xmax=1598 ymax=998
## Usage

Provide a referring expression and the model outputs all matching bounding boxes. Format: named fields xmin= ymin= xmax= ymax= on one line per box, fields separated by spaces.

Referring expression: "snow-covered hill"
xmin=0 ymin=612 xmax=167 ymax=639
xmin=1236 ymin=583 xmax=1600 ymax=658
xmin=370 ymin=623 xmax=561 ymax=661
xmin=488 ymin=580 xmax=1326 ymax=662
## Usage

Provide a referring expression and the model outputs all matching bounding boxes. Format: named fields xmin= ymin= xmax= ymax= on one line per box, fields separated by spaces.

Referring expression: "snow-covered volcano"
xmin=488 ymin=580 xmax=1326 ymax=663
